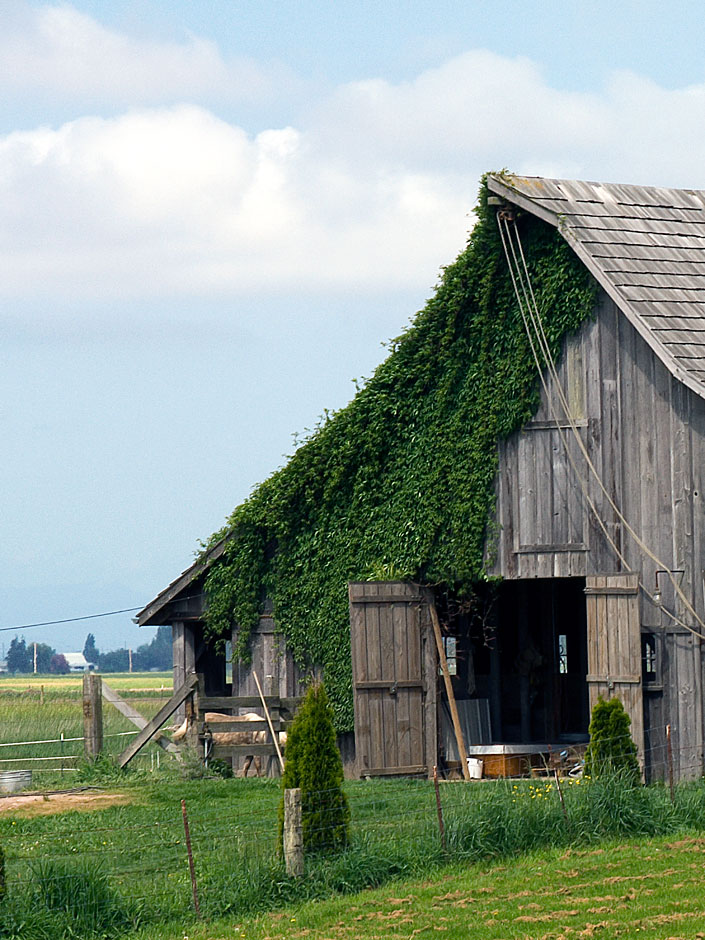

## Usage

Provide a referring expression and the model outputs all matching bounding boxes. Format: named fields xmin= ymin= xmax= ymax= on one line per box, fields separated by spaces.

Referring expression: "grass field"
xmin=3 ymin=680 xmax=705 ymax=939
xmin=136 ymin=834 xmax=705 ymax=940
xmin=0 ymin=671 xmax=173 ymax=783
xmin=3 ymin=773 xmax=705 ymax=939
xmin=0 ymin=671 xmax=172 ymax=694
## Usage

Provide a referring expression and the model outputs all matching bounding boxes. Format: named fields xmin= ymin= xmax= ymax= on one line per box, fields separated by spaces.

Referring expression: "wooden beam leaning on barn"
xmin=430 ymin=604 xmax=471 ymax=782
xmin=117 ymin=672 xmax=199 ymax=768
xmin=102 ymin=680 xmax=182 ymax=761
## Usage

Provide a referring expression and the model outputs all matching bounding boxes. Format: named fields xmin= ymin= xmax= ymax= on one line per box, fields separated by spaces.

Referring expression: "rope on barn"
xmin=497 ymin=209 xmax=705 ymax=642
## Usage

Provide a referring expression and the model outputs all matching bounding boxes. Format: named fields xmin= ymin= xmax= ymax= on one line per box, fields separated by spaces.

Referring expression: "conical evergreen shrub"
xmin=584 ymin=696 xmax=640 ymax=783
xmin=279 ymin=682 xmax=350 ymax=852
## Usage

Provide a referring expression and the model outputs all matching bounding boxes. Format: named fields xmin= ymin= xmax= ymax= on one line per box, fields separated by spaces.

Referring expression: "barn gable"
xmin=488 ymin=174 xmax=705 ymax=396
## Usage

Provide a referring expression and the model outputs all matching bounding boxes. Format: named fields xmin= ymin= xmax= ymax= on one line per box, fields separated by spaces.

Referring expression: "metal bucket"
xmin=0 ymin=770 xmax=32 ymax=793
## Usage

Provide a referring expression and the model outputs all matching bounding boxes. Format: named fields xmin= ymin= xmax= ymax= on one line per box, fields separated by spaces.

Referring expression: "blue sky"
xmin=3 ymin=0 xmax=705 ymax=655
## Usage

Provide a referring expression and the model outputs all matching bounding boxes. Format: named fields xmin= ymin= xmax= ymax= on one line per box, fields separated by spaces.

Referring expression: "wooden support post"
xmin=430 ymin=605 xmax=471 ymax=781
xmin=83 ymin=672 xmax=103 ymax=759
xmin=184 ymin=678 xmax=200 ymax=750
xmin=173 ymin=622 xmax=196 ymax=724
xmin=284 ymin=788 xmax=304 ymax=878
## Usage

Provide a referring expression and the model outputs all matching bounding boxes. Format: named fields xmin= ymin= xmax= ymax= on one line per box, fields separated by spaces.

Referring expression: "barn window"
xmin=642 ymin=634 xmax=657 ymax=682
xmin=225 ymin=640 xmax=233 ymax=683
xmin=558 ymin=634 xmax=568 ymax=674
xmin=442 ymin=636 xmax=457 ymax=676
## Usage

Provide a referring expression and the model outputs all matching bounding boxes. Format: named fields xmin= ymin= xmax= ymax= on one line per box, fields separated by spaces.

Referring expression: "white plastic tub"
xmin=466 ymin=757 xmax=483 ymax=780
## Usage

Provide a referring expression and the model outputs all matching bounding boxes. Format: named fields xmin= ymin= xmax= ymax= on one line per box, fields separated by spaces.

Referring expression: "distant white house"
xmin=63 ymin=652 xmax=94 ymax=672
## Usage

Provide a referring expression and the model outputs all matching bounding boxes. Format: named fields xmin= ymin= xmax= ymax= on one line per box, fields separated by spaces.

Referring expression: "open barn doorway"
xmin=442 ymin=578 xmax=589 ymax=748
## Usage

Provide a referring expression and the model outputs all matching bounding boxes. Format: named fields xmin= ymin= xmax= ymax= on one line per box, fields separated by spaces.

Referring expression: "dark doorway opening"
xmin=442 ymin=577 xmax=589 ymax=745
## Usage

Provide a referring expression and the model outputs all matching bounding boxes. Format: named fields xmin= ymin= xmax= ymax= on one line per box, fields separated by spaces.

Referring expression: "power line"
xmin=0 ymin=606 xmax=144 ymax=633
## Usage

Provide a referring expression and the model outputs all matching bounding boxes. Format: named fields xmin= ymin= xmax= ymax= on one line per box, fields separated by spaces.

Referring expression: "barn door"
xmin=585 ymin=573 xmax=644 ymax=768
xmin=349 ymin=581 xmax=436 ymax=777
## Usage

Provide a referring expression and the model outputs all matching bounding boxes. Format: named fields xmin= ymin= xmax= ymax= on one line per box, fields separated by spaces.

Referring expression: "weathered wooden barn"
xmin=138 ymin=175 xmax=705 ymax=782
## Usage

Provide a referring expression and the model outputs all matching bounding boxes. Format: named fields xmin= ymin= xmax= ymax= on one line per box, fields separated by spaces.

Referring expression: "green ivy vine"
xmin=202 ymin=176 xmax=598 ymax=730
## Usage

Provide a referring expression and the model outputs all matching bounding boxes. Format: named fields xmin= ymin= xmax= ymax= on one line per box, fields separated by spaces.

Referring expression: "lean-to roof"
xmin=136 ymin=534 xmax=230 ymax=626
xmin=487 ymin=174 xmax=705 ymax=400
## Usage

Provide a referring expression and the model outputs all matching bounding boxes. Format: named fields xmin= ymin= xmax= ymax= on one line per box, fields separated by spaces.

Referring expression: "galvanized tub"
xmin=0 ymin=770 xmax=32 ymax=793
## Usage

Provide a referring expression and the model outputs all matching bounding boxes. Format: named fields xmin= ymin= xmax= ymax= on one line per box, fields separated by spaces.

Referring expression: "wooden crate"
xmin=481 ymin=753 xmax=526 ymax=778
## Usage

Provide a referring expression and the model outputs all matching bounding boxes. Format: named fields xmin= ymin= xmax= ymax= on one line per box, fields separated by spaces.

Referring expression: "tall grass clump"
xmin=200 ymin=833 xmax=444 ymax=921
xmin=0 ymin=859 xmax=140 ymax=939
xmin=30 ymin=859 xmax=139 ymax=937
xmin=439 ymin=773 xmax=703 ymax=862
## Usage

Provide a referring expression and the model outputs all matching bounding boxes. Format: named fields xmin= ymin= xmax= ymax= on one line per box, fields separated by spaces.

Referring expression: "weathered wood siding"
xmin=231 ymin=615 xmax=305 ymax=700
xmin=490 ymin=289 xmax=705 ymax=779
xmin=349 ymin=581 xmax=437 ymax=778
xmin=230 ymin=614 xmax=308 ymax=776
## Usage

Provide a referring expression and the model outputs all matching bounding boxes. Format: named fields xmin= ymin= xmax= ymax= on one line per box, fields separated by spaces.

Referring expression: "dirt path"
xmin=0 ymin=790 xmax=132 ymax=816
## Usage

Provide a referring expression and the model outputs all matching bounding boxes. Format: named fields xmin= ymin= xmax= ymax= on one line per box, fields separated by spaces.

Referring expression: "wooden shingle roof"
xmin=487 ymin=174 xmax=705 ymax=400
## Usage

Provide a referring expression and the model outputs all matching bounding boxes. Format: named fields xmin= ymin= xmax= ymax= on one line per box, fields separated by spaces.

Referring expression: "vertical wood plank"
xmin=379 ymin=594 xmax=398 ymax=770
xmin=393 ymin=594 xmax=411 ymax=769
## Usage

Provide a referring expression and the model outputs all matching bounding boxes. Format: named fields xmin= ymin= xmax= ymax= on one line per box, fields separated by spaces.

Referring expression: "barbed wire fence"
xmin=1 ymin=726 xmax=705 ymax=935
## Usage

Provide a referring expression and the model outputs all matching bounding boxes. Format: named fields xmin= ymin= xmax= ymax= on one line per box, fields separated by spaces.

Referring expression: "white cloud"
xmin=3 ymin=47 xmax=705 ymax=309
xmin=0 ymin=3 xmax=294 ymax=108
xmin=0 ymin=103 xmax=468 ymax=302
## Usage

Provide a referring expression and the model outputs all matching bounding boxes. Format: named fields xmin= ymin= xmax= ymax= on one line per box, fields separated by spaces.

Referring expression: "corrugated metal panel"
xmin=487 ymin=174 xmax=705 ymax=401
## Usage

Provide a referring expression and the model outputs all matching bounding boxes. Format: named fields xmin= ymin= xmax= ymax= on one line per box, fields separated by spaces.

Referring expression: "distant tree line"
xmin=88 ymin=627 xmax=172 ymax=673
xmin=5 ymin=638 xmax=69 ymax=674
xmin=3 ymin=627 xmax=172 ymax=674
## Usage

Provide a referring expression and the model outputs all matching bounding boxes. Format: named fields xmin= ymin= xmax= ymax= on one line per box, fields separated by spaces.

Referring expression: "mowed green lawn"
xmin=138 ymin=835 xmax=705 ymax=940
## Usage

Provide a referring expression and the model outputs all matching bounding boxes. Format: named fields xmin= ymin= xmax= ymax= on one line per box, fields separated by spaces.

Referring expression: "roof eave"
xmin=136 ymin=533 xmax=232 ymax=627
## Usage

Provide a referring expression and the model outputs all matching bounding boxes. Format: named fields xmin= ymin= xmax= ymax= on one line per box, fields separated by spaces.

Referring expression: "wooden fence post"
xmin=433 ymin=766 xmax=447 ymax=851
xmin=666 ymin=723 xmax=674 ymax=802
xmin=181 ymin=799 xmax=201 ymax=918
xmin=284 ymin=787 xmax=304 ymax=878
xmin=83 ymin=673 xmax=103 ymax=758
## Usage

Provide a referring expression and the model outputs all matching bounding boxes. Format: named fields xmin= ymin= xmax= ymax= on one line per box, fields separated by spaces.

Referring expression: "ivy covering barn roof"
xmin=194 ymin=176 xmax=598 ymax=729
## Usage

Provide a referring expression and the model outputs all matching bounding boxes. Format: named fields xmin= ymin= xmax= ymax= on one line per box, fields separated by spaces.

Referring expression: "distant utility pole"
xmin=33 ymin=642 xmax=37 ymax=674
